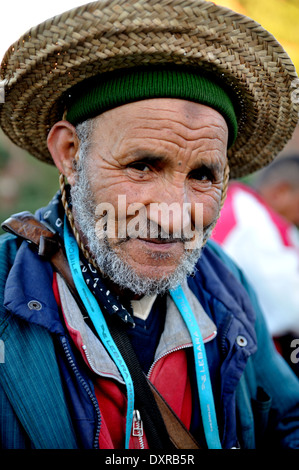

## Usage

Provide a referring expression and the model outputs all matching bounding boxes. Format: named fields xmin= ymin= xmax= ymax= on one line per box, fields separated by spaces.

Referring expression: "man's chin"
xmin=103 ymin=271 xmax=180 ymax=297
xmin=94 ymin=244 xmax=202 ymax=297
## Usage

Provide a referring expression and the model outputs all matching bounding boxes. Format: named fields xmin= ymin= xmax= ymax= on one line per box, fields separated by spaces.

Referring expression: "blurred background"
xmin=0 ymin=0 xmax=299 ymax=233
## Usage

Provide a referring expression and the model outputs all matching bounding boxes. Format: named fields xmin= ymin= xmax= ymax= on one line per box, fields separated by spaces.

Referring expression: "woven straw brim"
xmin=0 ymin=0 xmax=298 ymax=178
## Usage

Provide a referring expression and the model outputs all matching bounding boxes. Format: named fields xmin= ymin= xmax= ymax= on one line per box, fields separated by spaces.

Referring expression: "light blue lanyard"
xmin=63 ymin=217 xmax=134 ymax=449
xmin=170 ymin=285 xmax=222 ymax=449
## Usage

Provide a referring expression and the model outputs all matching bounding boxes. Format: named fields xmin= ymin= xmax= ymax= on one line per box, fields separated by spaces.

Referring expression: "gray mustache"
xmin=99 ymin=216 xmax=196 ymax=242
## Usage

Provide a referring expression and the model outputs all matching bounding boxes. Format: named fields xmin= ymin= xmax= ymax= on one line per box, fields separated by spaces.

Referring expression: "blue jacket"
xmin=1 ymin=231 xmax=299 ymax=449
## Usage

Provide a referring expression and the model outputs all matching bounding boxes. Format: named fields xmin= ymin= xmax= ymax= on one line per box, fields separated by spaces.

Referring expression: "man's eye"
xmin=128 ymin=162 xmax=151 ymax=172
xmin=189 ymin=166 xmax=214 ymax=182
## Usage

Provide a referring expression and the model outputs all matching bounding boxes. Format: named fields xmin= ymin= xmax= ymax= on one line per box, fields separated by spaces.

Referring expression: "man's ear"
xmin=47 ymin=120 xmax=80 ymax=186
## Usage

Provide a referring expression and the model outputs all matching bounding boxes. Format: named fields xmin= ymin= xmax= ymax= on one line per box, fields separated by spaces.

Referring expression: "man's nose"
xmin=147 ymin=184 xmax=192 ymax=237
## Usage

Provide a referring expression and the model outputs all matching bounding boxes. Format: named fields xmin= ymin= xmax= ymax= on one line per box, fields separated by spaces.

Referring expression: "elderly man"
xmin=0 ymin=0 xmax=299 ymax=450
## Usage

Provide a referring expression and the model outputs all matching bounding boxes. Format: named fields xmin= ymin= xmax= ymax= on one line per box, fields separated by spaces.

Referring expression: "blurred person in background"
xmin=212 ymin=154 xmax=299 ymax=375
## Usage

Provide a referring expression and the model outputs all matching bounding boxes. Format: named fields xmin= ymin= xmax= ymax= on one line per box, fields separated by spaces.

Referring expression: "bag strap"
xmin=2 ymin=211 xmax=200 ymax=449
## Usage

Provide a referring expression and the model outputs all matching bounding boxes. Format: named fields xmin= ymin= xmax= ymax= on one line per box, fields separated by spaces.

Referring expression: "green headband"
xmin=66 ymin=66 xmax=238 ymax=148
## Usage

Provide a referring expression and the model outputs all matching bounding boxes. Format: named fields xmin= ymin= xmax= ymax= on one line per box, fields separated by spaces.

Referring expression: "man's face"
xmin=71 ymin=98 xmax=228 ymax=294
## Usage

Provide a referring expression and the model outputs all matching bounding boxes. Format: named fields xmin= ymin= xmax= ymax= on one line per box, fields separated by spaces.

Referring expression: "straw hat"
xmin=0 ymin=0 xmax=298 ymax=178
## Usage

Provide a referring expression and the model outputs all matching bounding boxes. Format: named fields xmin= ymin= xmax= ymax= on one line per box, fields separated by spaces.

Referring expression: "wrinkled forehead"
xmin=86 ymin=98 xmax=229 ymax=163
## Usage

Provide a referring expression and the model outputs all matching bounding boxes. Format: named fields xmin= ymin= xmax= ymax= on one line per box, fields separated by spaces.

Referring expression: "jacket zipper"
xmin=81 ymin=344 xmax=100 ymax=375
xmin=61 ymin=336 xmax=102 ymax=449
xmin=147 ymin=343 xmax=192 ymax=380
xmin=132 ymin=409 xmax=145 ymax=449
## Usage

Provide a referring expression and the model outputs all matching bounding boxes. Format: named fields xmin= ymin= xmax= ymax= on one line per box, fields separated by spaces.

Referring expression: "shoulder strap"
xmin=2 ymin=211 xmax=200 ymax=449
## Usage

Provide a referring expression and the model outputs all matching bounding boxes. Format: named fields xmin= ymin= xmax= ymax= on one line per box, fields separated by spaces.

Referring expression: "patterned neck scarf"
xmin=40 ymin=189 xmax=135 ymax=326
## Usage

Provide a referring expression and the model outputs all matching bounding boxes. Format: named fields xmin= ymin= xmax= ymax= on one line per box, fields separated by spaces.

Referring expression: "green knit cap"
xmin=66 ymin=66 xmax=238 ymax=148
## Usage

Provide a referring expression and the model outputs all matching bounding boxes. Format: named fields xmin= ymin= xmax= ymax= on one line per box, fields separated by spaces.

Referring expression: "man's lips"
xmin=131 ymin=237 xmax=184 ymax=252
xmin=137 ymin=237 xmax=179 ymax=244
